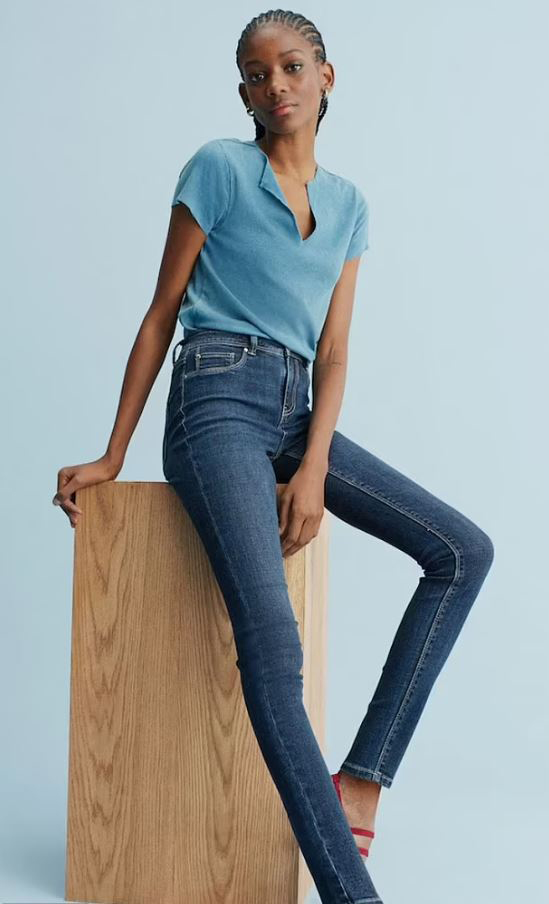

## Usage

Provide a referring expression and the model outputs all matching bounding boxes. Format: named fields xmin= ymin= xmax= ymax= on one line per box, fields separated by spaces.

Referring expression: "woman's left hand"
xmin=276 ymin=463 xmax=327 ymax=558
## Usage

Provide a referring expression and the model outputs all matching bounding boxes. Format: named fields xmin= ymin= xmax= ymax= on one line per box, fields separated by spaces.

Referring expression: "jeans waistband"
xmin=172 ymin=328 xmax=310 ymax=369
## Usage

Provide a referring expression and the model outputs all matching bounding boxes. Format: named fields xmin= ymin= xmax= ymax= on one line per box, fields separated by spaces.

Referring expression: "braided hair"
xmin=236 ymin=9 xmax=329 ymax=140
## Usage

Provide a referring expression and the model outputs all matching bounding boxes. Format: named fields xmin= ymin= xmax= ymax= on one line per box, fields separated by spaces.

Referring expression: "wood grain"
xmin=65 ymin=480 xmax=329 ymax=904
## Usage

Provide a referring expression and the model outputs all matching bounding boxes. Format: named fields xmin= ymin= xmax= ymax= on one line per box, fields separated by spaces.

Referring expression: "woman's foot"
xmin=334 ymin=771 xmax=381 ymax=857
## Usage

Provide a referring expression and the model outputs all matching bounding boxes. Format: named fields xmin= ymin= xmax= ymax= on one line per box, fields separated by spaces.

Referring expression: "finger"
xmin=63 ymin=499 xmax=83 ymax=514
xmin=283 ymin=518 xmax=311 ymax=554
xmin=53 ymin=481 xmax=82 ymax=510
xmin=282 ymin=525 xmax=301 ymax=552
xmin=60 ymin=503 xmax=82 ymax=525
xmin=53 ymin=492 xmax=83 ymax=513
xmin=285 ymin=510 xmax=307 ymax=541
xmin=55 ymin=470 xmax=77 ymax=504
xmin=278 ymin=498 xmax=291 ymax=535
xmin=285 ymin=529 xmax=310 ymax=555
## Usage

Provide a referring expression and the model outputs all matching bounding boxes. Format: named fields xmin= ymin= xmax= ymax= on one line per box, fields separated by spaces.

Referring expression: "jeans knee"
xmin=235 ymin=615 xmax=304 ymax=683
xmin=261 ymin=630 xmax=304 ymax=683
xmin=467 ymin=523 xmax=495 ymax=576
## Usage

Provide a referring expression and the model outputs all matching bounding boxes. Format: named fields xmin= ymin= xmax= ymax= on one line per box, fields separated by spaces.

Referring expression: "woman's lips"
xmin=270 ymin=104 xmax=295 ymax=116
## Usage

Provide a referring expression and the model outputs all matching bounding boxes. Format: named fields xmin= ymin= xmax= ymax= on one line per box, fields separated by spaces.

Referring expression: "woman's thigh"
xmin=273 ymin=428 xmax=494 ymax=569
xmin=161 ymin=332 xmax=315 ymax=670
xmin=167 ymin=437 xmax=303 ymax=677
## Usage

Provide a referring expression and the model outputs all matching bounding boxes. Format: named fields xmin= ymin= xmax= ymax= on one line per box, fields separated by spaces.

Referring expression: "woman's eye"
xmin=248 ymin=63 xmax=303 ymax=83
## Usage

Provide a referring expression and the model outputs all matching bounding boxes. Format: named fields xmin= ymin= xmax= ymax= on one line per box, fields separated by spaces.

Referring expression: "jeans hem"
xmin=340 ymin=761 xmax=393 ymax=789
xmin=354 ymin=898 xmax=384 ymax=903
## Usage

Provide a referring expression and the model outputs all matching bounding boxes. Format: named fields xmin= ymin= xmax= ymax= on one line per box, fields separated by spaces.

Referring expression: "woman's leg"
xmin=274 ymin=427 xmax=495 ymax=797
xmin=164 ymin=335 xmax=384 ymax=904
xmin=167 ymin=445 xmax=383 ymax=904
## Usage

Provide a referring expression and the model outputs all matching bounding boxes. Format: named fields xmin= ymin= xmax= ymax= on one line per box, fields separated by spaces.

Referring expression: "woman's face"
xmin=238 ymin=25 xmax=333 ymax=136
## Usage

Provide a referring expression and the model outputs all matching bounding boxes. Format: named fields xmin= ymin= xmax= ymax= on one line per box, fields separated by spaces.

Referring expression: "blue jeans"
xmin=162 ymin=327 xmax=494 ymax=904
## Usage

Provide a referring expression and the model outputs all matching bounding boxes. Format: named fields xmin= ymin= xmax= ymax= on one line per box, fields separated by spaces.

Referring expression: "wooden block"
xmin=65 ymin=480 xmax=329 ymax=904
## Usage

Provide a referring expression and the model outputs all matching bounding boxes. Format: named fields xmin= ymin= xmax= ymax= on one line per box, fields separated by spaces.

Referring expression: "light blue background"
xmin=2 ymin=2 xmax=547 ymax=902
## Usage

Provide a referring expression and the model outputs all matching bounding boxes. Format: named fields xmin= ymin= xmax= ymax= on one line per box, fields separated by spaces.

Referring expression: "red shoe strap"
xmin=332 ymin=772 xmax=376 ymax=839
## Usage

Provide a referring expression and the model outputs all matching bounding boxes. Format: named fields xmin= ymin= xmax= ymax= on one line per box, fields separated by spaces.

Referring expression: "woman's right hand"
xmin=52 ymin=454 xmax=123 ymax=528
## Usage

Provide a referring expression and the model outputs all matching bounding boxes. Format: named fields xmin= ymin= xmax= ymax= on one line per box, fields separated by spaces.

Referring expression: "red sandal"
xmin=331 ymin=771 xmax=375 ymax=857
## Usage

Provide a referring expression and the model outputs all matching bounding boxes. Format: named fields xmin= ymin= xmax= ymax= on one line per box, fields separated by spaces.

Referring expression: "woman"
xmin=53 ymin=11 xmax=494 ymax=904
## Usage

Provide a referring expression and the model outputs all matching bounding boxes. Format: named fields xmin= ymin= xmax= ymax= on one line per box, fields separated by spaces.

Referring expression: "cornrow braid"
xmin=236 ymin=9 xmax=329 ymax=140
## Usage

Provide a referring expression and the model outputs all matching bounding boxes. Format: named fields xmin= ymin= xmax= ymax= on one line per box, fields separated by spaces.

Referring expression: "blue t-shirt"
xmin=170 ymin=137 xmax=369 ymax=363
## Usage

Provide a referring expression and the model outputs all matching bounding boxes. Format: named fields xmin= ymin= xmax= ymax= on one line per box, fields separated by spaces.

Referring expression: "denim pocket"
xmin=184 ymin=343 xmax=249 ymax=379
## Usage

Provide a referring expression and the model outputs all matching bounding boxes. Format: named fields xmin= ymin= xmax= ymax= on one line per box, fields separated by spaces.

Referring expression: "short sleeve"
xmin=345 ymin=188 xmax=369 ymax=261
xmin=171 ymin=140 xmax=230 ymax=235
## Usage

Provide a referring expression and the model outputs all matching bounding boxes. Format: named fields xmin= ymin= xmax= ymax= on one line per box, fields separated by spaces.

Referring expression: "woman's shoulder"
xmin=317 ymin=164 xmax=368 ymax=212
xmin=178 ymin=137 xmax=227 ymax=165
xmin=185 ymin=136 xmax=254 ymax=158
xmin=176 ymin=137 xmax=259 ymax=175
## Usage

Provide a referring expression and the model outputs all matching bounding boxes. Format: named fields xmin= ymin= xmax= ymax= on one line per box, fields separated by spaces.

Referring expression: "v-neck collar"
xmin=244 ymin=139 xmax=321 ymax=244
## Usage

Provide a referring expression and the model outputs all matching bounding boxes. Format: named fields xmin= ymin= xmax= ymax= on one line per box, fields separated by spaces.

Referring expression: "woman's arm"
xmin=104 ymin=204 xmax=207 ymax=469
xmin=302 ymin=255 xmax=362 ymax=470
xmin=277 ymin=255 xmax=363 ymax=557
xmin=53 ymin=203 xmax=206 ymax=527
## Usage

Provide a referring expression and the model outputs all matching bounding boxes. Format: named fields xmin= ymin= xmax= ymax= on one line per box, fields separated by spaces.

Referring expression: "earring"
xmin=246 ymin=107 xmax=255 ymax=116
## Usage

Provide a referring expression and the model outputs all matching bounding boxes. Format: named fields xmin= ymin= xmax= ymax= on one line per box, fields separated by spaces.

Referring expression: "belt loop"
xmin=248 ymin=334 xmax=258 ymax=356
xmin=172 ymin=338 xmax=184 ymax=366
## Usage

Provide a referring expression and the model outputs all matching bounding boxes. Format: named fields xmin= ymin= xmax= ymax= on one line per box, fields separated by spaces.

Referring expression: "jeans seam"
xmin=285 ymin=357 xmax=299 ymax=416
xmin=340 ymin=765 xmax=393 ymax=789
xmin=179 ymin=333 xmax=306 ymax=367
xmin=184 ymin=346 xmax=249 ymax=378
xmin=283 ymin=450 xmax=464 ymax=779
xmin=175 ymin=439 xmax=357 ymax=904
xmin=176 ymin=364 xmax=186 ymax=420
xmin=281 ymin=358 xmax=298 ymax=419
